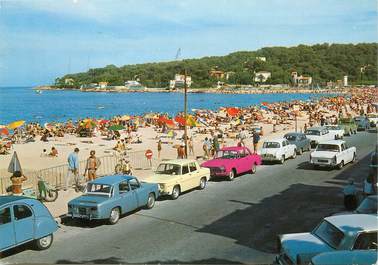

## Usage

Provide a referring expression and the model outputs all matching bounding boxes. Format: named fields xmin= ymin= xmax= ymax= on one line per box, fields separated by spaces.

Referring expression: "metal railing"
xmin=0 ymin=150 xmax=154 ymax=194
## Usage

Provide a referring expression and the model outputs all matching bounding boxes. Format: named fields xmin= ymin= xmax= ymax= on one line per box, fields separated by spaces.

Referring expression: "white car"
xmin=367 ymin=113 xmax=378 ymax=125
xmin=324 ymin=125 xmax=345 ymax=139
xmin=310 ymin=250 xmax=377 ymax=265
xmin=260 ymin=138 xmax=297 ymax=164
xmin=305 ymin=127 xmax=334 ymax=149
xmin=310 ymin=140 xmax=356 ymax=169
xmin=276 ymin=214 xmax=378 ymax=265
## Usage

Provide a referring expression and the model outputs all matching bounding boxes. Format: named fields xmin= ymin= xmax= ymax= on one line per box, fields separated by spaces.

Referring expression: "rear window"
xmin=263 ymin=142 xmax=280 ymax=148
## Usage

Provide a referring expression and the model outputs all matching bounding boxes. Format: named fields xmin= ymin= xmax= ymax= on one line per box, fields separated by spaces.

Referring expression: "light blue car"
xmin=67 ymin=175 xmax=159 ymax=225
xmin=0 ymin=196 xmax=58 ymax=252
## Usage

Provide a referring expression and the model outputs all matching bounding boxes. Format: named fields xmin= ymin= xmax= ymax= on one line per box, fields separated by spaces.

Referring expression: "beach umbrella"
xmin=186 ymin=115 xmax=198 ymax=127
xmin=99 ymin=119 xmax=110 ymax=125
xmin=0 ymin=128 xmax=9 ymax=136
xmin=121 ymin=115 xmax=131 ymax=121
xmin=108 ymin=124 xmax=125 ymax=131
xmin=7 ymin=120 xmax=25 ymax=130
xmin=227 ymin=107 xmax=240 ymax=117
xmin=175 ymin=116 xmax=186 ymax=126
xmin=8 ymin=151 xmax=23 ymax=174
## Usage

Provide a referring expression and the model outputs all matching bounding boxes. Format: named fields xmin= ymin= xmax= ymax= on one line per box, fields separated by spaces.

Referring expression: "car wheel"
xmin=171 ymin=185 xmax=180 ymax=200
xmin=313 ymin=164 xmax=319 ymax=169
xmin=251 ymin=163 xmax=257 ymax=174
xmin=279 ymin=155 xmax=285 ymax=164
xmin=292 ymin=150 xmax=297 ymax=159
xmin=108 ymin=207 xmax=120 ymax=225
xmin=337 ymin=161 xmax=344 ymax=170
xmin=297 ymin=148 xmax=303 ymax=155
xmin=35 ymin=234 xmax=53 ymax=250
xmin=199 ymin=177 xmax=207 ymax=190
xmin=146 ymin=193 xmax=155 ymax=209
xmin=228 ymin=169 xmax=236 ymax=181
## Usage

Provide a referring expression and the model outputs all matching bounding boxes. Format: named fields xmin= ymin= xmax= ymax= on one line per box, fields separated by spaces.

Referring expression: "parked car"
xmin=354 ymin=116 xmax=371 ymax=131
xmin=367 ymin=113 xmax=378 ymax=126
xmin=310 ymin=250 xmax=377 ymax=265
xmin=67 ymin=175 xmax=159 ymax=225
xmin=284 ymin=132 xmax=311 ymax=154
xmin=305 ymin=127 xmax=334 ymax=148
xmin=260 ymin=138 xmax=297 ymax=164
xmin=201 ymin=146 xmax=262 ymax=181
xmin=339 ymin=117 xmax=357 ymax=135
xmin=309 ymin=140 xmax=356 ymax=169
xmin=324 ymin=125 xmax=345 ymax=139
xmin=145 ymin=159 xmax=210 ymax=199
xmin=275 ymin=214 xmax=378 ymax=265
xmin=334 ymin=195 xmax=378 ymax=216
xmin=0 ymin=196 xmax=58 ymax=252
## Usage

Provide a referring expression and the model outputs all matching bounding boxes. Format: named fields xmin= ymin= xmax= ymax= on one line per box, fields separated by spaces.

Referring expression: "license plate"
xmin=318 ymin=159 xmax=328 ymax=163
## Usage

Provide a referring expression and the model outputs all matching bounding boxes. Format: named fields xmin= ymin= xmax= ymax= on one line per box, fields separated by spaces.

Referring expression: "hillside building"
xmin=254 ymin=71 xmax=271 ymax=83
xmin=291 ymin=72 xmax=312 ymax=87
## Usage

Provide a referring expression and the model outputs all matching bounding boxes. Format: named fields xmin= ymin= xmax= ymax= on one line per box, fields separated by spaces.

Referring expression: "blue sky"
xmin=0 ymin=0 xmax=377 ymax=86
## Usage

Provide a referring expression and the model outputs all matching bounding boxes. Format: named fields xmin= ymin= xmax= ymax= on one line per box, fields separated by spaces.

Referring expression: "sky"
xmin=0 ymin=0 xmax=377 ymax=86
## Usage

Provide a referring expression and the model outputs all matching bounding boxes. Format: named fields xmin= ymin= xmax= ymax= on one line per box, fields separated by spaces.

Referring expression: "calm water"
xmin=0 ymin=87 xmax=329 ymax=124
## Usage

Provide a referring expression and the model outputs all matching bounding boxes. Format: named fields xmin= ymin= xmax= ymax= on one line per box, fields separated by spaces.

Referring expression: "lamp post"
xmin=184 ymin=69 xmax=188 ymax=157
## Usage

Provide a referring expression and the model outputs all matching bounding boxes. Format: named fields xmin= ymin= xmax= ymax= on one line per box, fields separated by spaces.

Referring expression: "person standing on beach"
xmin=188 ymin=136 xmax=194 ymax=156
xmin=157 ymin=139 xmax=162 ymax=159
xmin=84 ymin=150 xmax=101 ymax=181
xmin=252 ymin=129 xmax=260 ymax=154
xmin=203 ymin=137 xmax=210 ymax=158
xmin=238 ymin=127 xmax=247 ymax=146
xmin=65 ymin=147 xmax=80 ymax=191
xmin=10 ymin=171 xmax=27 ymax=195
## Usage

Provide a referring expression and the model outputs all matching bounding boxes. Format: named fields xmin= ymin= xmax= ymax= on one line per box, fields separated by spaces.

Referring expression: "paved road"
xmin=2 ymin=132 xmax=376 ymax=264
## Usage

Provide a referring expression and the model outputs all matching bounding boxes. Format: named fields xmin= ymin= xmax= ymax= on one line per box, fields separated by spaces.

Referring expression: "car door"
xmin=129 ymin=178 xmax=144 ymax=208
xmin=118 ymin=180 xmax=137 ymax=213
xmin=0 ymin=206 xmax=15 ymax=251
xmin=343 ymin=143 xmax=353 ymax=163
xmin=282 ymin=140 xmax=290 ymax=157
xmin=180 ymin=164 xmax=191 ymax=192
xmin=13 ymin=204 xmax=34 ymax=244
xmin=188 ymin=162 xmax=200 ymax=189
xmin=239 ymin=148 xmax=251 ymax=173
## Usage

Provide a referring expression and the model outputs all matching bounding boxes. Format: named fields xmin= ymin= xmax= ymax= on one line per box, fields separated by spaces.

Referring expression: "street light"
xmin=184 ymin=69 xmax=188 ymax=157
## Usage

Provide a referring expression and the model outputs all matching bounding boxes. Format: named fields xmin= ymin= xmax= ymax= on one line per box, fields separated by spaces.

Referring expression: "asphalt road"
xmin=2 ymin=131 xmax=376 ymax=264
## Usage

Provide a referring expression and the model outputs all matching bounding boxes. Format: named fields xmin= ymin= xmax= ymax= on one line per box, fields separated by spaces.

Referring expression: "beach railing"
xmin=0 ymin=151 xmax=153 ymax=195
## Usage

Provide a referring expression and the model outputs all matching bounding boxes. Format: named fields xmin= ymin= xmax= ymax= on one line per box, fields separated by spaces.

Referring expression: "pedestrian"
xmin=10 ymin=171 xmax=27 ymax=195
xmin=238 ymin=127 xmax=247 ymax=146
xmin=252 ymin=129 xmax=260 ymax=154
xmin=84 ymin=150 xmax=101 ymax=181
xmin=213 ymin=134 xmax=220 ymax=154
xmin=177 ymin=143 xmax=185 ymax=159
xmin=157 ymin=139 xmax=162 ymax=159
xmin=65 ymin=147 xmax=80 ymax=191
xmin=188 ymin=136 xmax=194 ymax=156
xmin=203 ymin=137 xmax=210 ymax=158
xmin=343 ymin=178 xmax=357 ymax=210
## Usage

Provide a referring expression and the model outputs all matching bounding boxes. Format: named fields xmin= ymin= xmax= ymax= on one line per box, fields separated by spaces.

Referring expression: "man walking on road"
xmin=252 ymin=129 xmax=260 ymax=154
xmin=84 ymin=150 xmax=101 ymax=181
xmin=65 ymin=147 xmax=80 ymax=191
xmin=238 ymin=127 xmax=247 ymax=146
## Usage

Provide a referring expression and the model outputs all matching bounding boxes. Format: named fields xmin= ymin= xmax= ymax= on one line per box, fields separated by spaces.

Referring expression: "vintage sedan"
xmin=145 ymin=159 xmax=210 ymax=200
xmin=276 ymin=214 xmax=378 ymax=265
xmin=67 ymin=175 xmax=159 ymax=225
xmin=354 ymin=116 xmax=371 ymax=131
xmin=310 ymin=250 xmax=377 ymax=265
xmin=339 ymin=117 xmax=357 ymax=135
xmin=305 ymin=127 xmax=334 ymax=148
xmin=284 ymin=132 xmax=310 ymax=155
xmin=201 ymin=146 xmax=262 ymax=181
xmin=310 ymin=140 xmax=356 ymax=169
xmin=0 ymin=196 xmax=58 ymax=252
xmin=260 ymin=138 xmax=297 ymax=164
xmin=324 ymin=125 xmax=345 ymax=139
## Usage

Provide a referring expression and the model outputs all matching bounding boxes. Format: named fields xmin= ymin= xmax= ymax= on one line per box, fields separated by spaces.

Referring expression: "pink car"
xmin=201 ymin=146 xmax=262 ymax=181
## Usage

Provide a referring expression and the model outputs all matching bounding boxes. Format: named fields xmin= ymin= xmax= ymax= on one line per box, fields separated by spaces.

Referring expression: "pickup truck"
xmin=310 ymin=140 xmax=356 ymax=169
xmin=305 ymin=127 xmax=334 ymax=149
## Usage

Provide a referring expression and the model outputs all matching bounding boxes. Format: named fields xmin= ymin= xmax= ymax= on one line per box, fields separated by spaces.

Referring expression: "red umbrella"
xmin=174 ymin=116 xmax=186 ymax=126
xmin=99 ymin=119 xmax=110 ymax=125
xmin=0 ymin=128 xmax=9 ymax=135
xmin=227 ymin=107 xmax=241 ymax=117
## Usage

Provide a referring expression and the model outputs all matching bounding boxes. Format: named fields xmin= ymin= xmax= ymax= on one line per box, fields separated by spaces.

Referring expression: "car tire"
xmin=292 ymin=150 xmax=297 ymax=159
xmin=279 ymin=155 xmax=285 ymax=164
xmin=251 ymin=163 xmax=257 ymax=174
xmin=146 ymin=193 xmax=155 ymax=209
xmin=313 ymin=164 xmax=319 ymax=169
xmin=35 ymin=234 xmax=53 ymax=250
xmin=108 ymin=207 xmax=120 ymax=225
xmin=228 ymin=169 xmax=236 ymax=181
xmin=199 ymin=177 xmax=207 ymax=190
xmin=171 ymin=185 xmax=180 ymax=200
xmin=337 ymin=161 xmax=344 ymax=170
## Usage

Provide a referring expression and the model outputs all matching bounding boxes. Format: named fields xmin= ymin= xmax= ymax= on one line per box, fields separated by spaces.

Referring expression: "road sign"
xmin=145 ymin=149 xmax=153 ymax=159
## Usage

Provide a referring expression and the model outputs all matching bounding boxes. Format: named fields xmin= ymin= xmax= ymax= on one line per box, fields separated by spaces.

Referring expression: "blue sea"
xmin=0 ymin=87 xmax=331 ymax=124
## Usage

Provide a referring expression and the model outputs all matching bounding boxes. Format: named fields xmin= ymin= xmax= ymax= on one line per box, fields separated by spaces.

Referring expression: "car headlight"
xmin=332 ymin=155 xmax=337 ymax=164
xmin=219 ymin=166 xmax=225 ymax=172
xmin=158 ymin=184 xmax=165 ymax=190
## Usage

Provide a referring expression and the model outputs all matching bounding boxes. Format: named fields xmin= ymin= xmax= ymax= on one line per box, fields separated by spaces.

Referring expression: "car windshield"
xmin=284 ymin=135 xmax=297 ymax=141
xmin=316 ymin=144 xmax=340 ymax=152
xmin=313 ymin=220 xmax=344 ymax=249
xmin=356 ymin=197 xmax=378 ymax=214
xmin=263 ymin=142 xmax=280 ymax=148
xmin=306 ymin=130 xmax=320 ymax=136
xmin=326 ymin=126 xmax=341 ymax=130
xmin=155 ymin=163 xmax=181 ymax=175
xmin=86 ymin=183 xmax=112 ymax=195
xmin=215 ymin=150 xmax=239 ymax=159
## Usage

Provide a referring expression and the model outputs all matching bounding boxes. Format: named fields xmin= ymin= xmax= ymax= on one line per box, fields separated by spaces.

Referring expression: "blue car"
xmin=67 ymin=175 xmax=159 ymax=225
xmin=0 ymin=196 xmax=58 ymax=252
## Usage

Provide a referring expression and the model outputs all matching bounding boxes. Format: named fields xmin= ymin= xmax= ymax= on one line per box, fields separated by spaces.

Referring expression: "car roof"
xmin=324 ymin=214 xmax=378 ymax=233
xmin=0 ymin=195 xmax=29 ymax=206
xmin=91 ymin=175 xmax=135 ymax=185
xmin=159 ymin=159 xmax=196 ymax=165
xmin=221 ymin=146 xmax=248 ymax=151
xmin=265 ymin=138 xmax=286 ymax=143
xmin=284 ymin=132 xmax=304 ymax=136
xmin=318 ymin=140 xmax=345 ymax=145
xmin=307 ymin=126 xmax=324 ymax=131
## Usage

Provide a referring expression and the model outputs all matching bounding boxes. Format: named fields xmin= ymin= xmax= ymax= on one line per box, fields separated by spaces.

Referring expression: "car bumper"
xmin=67 ymin=212 xmax=100 ymax=220
xmin=262 ymin=156 xmax=280 ymax=161
xmin=310 ymin=159 xmax=336 ymax=167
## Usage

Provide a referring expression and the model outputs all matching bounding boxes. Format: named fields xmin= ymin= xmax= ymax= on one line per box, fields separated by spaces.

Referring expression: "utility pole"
xmin=184 ymin=69 xmax=188 ymax=157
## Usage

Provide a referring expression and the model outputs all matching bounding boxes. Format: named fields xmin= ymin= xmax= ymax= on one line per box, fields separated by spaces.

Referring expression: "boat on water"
xmin=35 ymin=90 xmax=42 ymax=94
xmin=97 ymin=105 xmax=105 ymax=109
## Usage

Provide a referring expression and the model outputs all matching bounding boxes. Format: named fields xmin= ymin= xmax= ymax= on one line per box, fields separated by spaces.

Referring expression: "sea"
xmin=0 ymin=87 xmax=333 ymax=124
